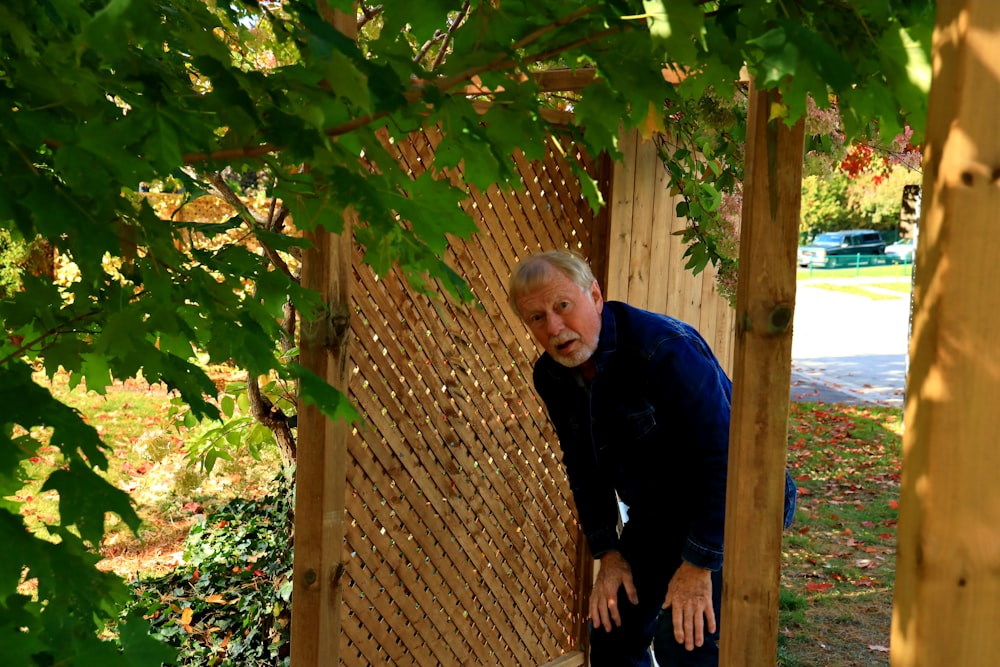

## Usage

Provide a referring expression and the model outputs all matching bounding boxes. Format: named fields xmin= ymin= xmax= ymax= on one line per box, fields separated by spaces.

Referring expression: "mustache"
xmin=549 ymin=332 xmax=578 ymax=347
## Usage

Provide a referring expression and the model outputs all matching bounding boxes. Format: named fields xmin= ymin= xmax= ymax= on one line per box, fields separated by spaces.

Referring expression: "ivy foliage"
xmin=125 ymin=477 xmax=295 ymax=666
xmin=1 ymin=1 xmax=933 ymax=664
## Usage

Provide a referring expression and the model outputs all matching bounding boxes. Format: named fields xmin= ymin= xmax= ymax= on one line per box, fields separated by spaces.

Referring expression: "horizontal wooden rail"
xmin=538 ymin=650 xmax=585 ymax=667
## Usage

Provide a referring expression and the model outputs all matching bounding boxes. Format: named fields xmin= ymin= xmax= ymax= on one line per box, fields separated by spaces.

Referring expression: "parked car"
xmin=884 ymin=237 xmax=916 ymax=264
xmin=797 ymin=230 xmax=887 ymax=268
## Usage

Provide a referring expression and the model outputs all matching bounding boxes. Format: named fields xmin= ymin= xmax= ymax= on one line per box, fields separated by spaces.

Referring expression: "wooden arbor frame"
xmin=291 ymin=2 xmax=999 ymax=665
xmin=288 ymin=19 xmax=796 ymax=667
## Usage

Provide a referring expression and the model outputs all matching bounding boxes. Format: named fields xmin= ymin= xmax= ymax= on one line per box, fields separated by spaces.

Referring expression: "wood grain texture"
xmin=719 ymin=83 xmax=804 ymax=667
xmin=290 ymin=8 xmax=356 ymax=665
xmin=292 ymin=215 xmax=354 ymax=667
xmin=891 ymin=3 xmax=1000 ymax=666
xmin=603 ymin=130 xmax=735 ymax=373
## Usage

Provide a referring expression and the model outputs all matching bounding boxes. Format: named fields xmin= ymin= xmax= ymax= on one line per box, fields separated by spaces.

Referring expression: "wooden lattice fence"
xmin=340 ymin=127 xmax=599 ymax=665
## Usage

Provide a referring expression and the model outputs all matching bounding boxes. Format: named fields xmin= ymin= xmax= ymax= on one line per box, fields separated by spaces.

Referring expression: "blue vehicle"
xmin=797 ymin=230 xmax=887 ymax=268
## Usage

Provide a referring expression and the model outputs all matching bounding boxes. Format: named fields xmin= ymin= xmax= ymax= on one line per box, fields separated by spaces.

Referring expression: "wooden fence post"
xmin=290 ymin=7 xmax=356 ymax=666
xmin=291 ymin=209 xmax=354 ymax=666
xmin=719 ymin=82 xmax=804 ymax=666
xmin=891 ymin=2 xmax=1000 ymax=665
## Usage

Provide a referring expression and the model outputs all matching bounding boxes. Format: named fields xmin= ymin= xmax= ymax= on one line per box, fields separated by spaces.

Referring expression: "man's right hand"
xmin=589 ymin=551 xmax=638 ymax=632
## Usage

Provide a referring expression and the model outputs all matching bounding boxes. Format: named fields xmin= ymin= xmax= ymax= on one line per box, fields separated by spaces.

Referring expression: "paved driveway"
xmin=789 ymin=278 xmax=912 ymax=406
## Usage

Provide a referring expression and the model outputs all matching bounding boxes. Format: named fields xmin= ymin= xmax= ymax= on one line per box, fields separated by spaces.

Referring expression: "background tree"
xmin=846 ymin=166 xmax=923 ymax=232
xmin=800 ymin=127 xmax=923 ymax=239
xmin=0 ymin=1 xmax=933 ymax=664
xmin=800 ymin=172 xmax=854 ymax=236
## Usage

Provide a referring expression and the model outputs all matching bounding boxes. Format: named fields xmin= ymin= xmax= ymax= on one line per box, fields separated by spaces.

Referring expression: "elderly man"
xmin=509 ymin=249 xmax=794 ymax=667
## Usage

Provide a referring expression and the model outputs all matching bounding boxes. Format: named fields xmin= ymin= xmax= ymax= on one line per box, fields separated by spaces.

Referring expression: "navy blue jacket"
xmin=533 ymin=301 xmax=735 ymax=571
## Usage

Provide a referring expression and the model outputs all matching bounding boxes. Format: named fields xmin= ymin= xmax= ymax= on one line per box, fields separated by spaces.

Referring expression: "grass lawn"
xmin=13 ymin=374 xmax=903 ymax=665
xmin=16 ymin=371 xmax=282 ymax=577
xmin=797 ymin=262 xmax=915 ymax=300
xmin=780 ymin=402 xmax=902 ymax=667
xmin=797 ymin=263 xmax=914 ymax=281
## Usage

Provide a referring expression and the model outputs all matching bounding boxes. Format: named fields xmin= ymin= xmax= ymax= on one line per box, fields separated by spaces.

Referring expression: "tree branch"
xmin=1 ymin=308 xmax=101 ymax=366
xmin=529 ymin=26 xmax=620 ymax=65
xmin=414 ymin=30 xmax=446 ymax=64
xmin=180 ymin=5 xmax=615 ymax=165
xmin=203 ymin=172 xmax=295 ymax=280
xmin=430 ymin=1 xmax=471 ymax=72
xmin=358 ymin=3 xmax=382 ymax=30
xmin=246 ymin=371 xmax=297 ymax=465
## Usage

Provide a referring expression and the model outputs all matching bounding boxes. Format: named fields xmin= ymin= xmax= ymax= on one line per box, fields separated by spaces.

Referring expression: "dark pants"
xmin=589 ymin=524 xmax=722 ymax=667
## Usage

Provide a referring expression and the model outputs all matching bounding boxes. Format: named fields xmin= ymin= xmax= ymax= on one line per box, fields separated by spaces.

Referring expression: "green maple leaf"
xmin=642 ymin=0 xmax=706 ymax=64
xmin=0 ymin=594 xmax=47 ymax=665
xmin=148 ymin=110 xmax=185 ymax=175
xmin=748 ymin=25 xmax=799 ymax=88
xmin=80 ymin=353 xmax=112 ymax=395
xmin=291 ymin=362 xmax=361 ymax=425
xmin=42 ymin=464 xmax=141 ymax=545
xmin=878 ymin=24 xmax=931 ymax=140
xmin=117 ymin=609 xmax=179 ymax=665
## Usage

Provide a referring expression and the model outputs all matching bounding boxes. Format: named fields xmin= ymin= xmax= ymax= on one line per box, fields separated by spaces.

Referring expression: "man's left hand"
xmin=661 ymin=560 xmax=715 ymax=650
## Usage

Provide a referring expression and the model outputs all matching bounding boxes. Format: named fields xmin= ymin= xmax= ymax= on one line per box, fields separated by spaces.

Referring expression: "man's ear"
xmin=590 ymin=279 xmax=604 ymax=311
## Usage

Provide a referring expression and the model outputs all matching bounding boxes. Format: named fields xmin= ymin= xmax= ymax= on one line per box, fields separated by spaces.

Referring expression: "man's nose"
xmin=545 ymin=312 xmax=564 ymax=336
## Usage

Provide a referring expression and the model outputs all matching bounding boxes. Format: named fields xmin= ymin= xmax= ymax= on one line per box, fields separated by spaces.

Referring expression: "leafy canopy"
xmin=0 ymin=1 xmax=932 ymax=664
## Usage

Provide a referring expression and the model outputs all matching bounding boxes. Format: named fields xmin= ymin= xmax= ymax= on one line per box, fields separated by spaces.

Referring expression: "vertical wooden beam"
xmin=572 ymin=528 xmax=593 ymax=662
xmin=891 ymin=3 xmax=1000 ymax=665
xmin=291 ymin=215 xmax=353 ymax=667
xmin=291 ymin=7 xmax=356 ymax=667
xmin=720 ymin=83 xmax=804 ymax=666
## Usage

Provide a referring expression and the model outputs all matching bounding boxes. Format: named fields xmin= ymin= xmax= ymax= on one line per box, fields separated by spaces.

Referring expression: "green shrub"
xmin=126 ymin=475 xmax=295 ymax=666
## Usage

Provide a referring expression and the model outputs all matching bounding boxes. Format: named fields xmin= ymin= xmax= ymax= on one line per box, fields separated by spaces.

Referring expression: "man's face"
xmin=515 ymin=266 xmax=603 ymax=368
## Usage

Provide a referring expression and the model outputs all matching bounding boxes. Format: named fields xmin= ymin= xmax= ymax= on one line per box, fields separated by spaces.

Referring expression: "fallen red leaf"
xmin=806 ymin=583 xmax=834 ymax=592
